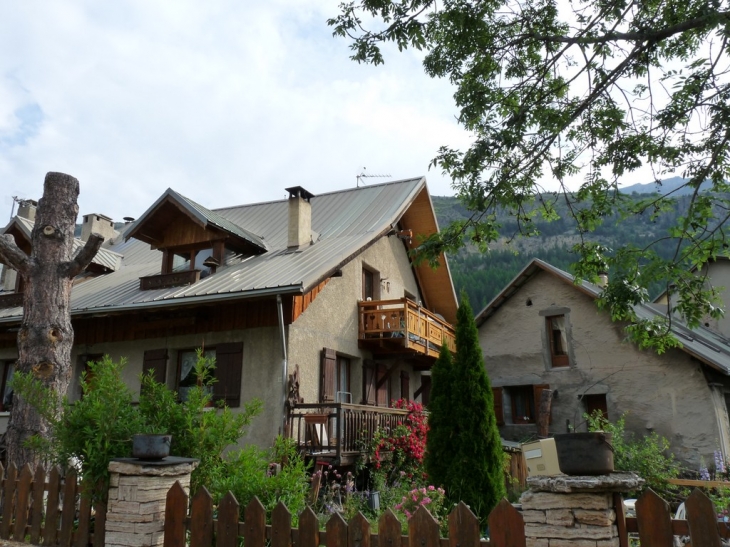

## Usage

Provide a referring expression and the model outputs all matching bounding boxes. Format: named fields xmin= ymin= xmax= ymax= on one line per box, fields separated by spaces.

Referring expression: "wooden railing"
xmin=358 ymin=298 xmax=456 ymax=358
xmin=164 ymin=486 xmax=525 ymax=547
xmin=288 ymin=403 xmax=410 ymax=464
xmin=139 ymin=269 xmax=201 ymax=290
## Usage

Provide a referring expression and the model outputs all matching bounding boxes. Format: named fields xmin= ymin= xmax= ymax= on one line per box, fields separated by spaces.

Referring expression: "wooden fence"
xmin=623 ymin=488 xmax=730 ymax=544
xmin=163 ymin=483 xmax=527 ymax=547
xmin=0 ymin=462 xmax=106 ymax=547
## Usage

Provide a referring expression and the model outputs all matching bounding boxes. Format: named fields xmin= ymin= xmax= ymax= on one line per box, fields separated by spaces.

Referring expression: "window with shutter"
xmin=214 ymin=342 xmax=243 ymax=407
xmin=546 ymin=315 xmax=570 ymax=367
xmin=510 ymin=385 xmax=535 ymax=424
xmin=0 ymin=361 xmax=15 ymax=412
xmin=492 ymin=387 xmax=504 ymax=426
xmin=376 ymin=364 xmax=390 ymax=407
xmin=400 ymin=371 xmax=410 ymax=401
xmin=584 ymin=394 xmax=608 ymax=421
xmin=78 ymin=353 xmax=104 ymax=397
xmin=320 ymin=348 xmax=337 ymax=403
xmin=142 ymin=349 xmax=168 ymax=386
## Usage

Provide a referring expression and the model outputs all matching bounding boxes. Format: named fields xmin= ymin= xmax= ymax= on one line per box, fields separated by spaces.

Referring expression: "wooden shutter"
xmin=376 ymin=364 xmax=389 ymax=407
xmin=400 ymin=371 xmax=410 ymax=401
xmin=142 ymin=349 xmax=168 ymax=385
xmin=492 ymin=387 xmax=504 ymax=426
xmin=214 ymin=342 xmax=243 ymax=407
xmin=533 ymin=384 xmax=552 ymax=424
xmin=362 ymin=362 xmax=376 ymax=405
xmin=320 ymin=348 xmax=337 ymax=403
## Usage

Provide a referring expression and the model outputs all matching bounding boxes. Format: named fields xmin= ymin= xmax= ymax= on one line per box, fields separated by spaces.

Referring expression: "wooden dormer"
xmin=125 ymin=189 xmax=268 ymax=290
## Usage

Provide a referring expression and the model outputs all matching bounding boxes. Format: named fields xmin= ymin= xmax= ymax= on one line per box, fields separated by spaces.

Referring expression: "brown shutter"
xmin=214 ymin=342 xmax=243 ymax=407
xmin=362 ymin=362 xmax=376 ymax=405
xmin=142 ymin=349 xmax=168 ymax=385
xmin=400 ymin=371 xmax=410 ymax=401
xmin=320 ymin=348 xmax=337 ymax=403
xmin=493 ymin=387 xmax=504 ymax=426
xmin=376 ymin=364 xmax=389 ymax=407
xmin=533 ymin=384 xmax=551 ymax=424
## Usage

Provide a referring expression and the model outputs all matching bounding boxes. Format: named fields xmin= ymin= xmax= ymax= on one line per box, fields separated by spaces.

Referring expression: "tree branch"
xmin=0 ymin=234 xmax=30 ymax=276
xmin=61 ymin=233 xmax=104 ymax=278
xmin=525 ymin=10 xmax=730 ymax=45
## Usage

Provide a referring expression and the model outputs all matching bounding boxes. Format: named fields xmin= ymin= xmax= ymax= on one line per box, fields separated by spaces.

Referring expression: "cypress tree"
xmin=424 ymin=343 xmax=454 ymax=488
xmin=445 ymin=292 xmax=506 ymax=523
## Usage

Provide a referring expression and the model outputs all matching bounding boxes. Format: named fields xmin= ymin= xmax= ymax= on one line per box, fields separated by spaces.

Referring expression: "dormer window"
xmin=129 ymin=188 xmax=268 ymax=291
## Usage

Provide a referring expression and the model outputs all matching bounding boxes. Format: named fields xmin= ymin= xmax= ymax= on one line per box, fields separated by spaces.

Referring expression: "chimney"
xmin=17 ymin=199 xmax=38 ymax=221
xmin=81 ymin=213 xmax=116 ymax=243
xmin=285 ymin=186 xmax=315 ymax=249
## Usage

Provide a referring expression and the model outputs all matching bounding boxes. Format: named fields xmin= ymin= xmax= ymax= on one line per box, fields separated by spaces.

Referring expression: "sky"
xmin=0 ymin=1 xmax=473 ymax=223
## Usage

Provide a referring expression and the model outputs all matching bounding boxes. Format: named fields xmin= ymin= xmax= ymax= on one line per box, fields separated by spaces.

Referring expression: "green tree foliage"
xmin=424 ymin=344 xmax=455 ymax=489
xmin=329 ymin=0 xmax=730 ymax=350
xmin=433 ymin=293 xmax=506 ymax=523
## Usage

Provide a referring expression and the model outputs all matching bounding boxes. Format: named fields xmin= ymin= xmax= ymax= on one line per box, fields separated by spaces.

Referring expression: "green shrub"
xmin=586 ymin=411 xmax=680 ymax=497
xmin=14 ymin=352 xmax=262 ymax=503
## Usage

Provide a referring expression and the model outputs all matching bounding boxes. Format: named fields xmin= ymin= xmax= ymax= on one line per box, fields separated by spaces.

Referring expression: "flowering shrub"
xmin=394 ymin=485 xmax=446 ymax=520
xmin=372 ymin=399 xmax=428 ymax=484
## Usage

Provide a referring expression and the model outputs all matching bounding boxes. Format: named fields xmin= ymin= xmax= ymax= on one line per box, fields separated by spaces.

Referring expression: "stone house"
xmin=0 ymin=177 xmax=457 ymax=463
xmin=476 ymin=258 xmax=730 ymax=467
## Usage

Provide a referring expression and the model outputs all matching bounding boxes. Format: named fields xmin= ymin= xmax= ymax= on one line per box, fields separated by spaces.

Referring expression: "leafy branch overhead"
xmin=329 ymin=0 xmax=730 ymax=348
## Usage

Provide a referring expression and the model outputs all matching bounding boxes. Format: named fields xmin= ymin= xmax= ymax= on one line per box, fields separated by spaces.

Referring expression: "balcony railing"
xmin=358 ymin=297 xmax=456 ymax=358
xmin=288 ymin=403 xmax=410 ymax=465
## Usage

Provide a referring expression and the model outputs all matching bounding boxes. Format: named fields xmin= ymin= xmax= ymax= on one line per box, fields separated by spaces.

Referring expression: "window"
xmin=176 ymin=343 xmax=243 ymax=407
xmin=547 ymin=315 xmax=569 ymax=367
xmin=0 ymin=361 xmax=15 ymax=412
xmin=78 ymin=353 xmax=103 ymax=397
xmin=584 ymin=394 xmax=608 ymax=421
xmin=142 ymin=349 xmax=168 ymax=386
xmin=400 ymin=371 xmax=410 ymax=400
xmin=320 ymin=348 xmax=351 ymax=403
xmin=494 ymin=384 xmax=551 ymax=425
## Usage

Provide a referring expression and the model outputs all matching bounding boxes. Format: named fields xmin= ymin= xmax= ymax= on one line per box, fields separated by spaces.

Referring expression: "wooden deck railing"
xmin=288 ymin=403 xmax=410 ymax=464
xmin=358 ymin=298 xmax=456 ymax=358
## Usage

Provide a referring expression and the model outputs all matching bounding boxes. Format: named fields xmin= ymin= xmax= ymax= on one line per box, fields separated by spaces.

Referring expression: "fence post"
xmin=105 ymin=457 xmax=198 ymax=547
xmin=520 ymin=473 xmax=643 ymax=546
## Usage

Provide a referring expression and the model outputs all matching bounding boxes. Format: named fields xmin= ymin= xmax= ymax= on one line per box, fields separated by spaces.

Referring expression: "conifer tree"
xmin=445 ymin=292 xmax=505 ymax=523
xmin=424 ymin=344 xmax=454 ymax=489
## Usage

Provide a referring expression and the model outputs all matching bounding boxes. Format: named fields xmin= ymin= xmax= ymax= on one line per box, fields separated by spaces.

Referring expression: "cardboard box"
xmin=522 ymin=438 xmax=561 ymax=476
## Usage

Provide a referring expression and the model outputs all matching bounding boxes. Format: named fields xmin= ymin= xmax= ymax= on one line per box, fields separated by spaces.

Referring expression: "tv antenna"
xmin=357 ymin=167 xmax=391 ymax=187
xmin=8 ymin=195 xmax=28 ymax=221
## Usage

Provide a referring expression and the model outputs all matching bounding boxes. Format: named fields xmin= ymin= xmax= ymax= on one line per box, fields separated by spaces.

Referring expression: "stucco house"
xmin=0 ymin=177 xmax=457 ymax=464
xmin=476 ymin=258 xmax=730 ymax=468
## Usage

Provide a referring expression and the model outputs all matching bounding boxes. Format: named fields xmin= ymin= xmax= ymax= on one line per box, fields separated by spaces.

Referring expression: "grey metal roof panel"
xmin=0 ymin=177 xmax=426 ymax=321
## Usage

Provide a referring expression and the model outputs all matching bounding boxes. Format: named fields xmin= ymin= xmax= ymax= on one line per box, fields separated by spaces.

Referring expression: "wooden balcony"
xmin=288 ymin=403 xmax=410 ymax=465
xmin=358 ymin=298 xmax=456 ymax=360
xmin=139 ymin=270 xmax=201 ymax=290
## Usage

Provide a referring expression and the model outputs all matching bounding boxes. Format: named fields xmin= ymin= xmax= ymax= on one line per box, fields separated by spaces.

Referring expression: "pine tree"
xmin=445 ymin=292 xmax=506 ymax=523
xmin=424 ymin=344 xmax=454 ymax=489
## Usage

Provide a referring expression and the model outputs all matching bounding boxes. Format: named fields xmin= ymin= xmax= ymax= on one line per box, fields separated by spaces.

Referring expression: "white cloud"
xmin=0 ymin=1 xmax=469 ymax=222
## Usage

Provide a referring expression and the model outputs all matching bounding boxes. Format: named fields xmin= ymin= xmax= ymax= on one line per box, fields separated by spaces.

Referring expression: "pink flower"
xmin=428 ymin=485 xmax=435 ymax=491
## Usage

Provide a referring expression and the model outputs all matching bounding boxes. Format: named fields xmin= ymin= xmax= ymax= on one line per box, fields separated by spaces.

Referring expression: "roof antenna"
xmin=357 ymin=167 xmax=391 ymax=187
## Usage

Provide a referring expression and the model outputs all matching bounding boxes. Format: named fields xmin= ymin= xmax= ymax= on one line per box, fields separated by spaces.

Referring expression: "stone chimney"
xmin=81 ymin=213 xmax=115 ymax=243
xmin=17 ymin=199 xmax=38 ymax=221
xmin=285 ymin=186 xmax=315 ymax=249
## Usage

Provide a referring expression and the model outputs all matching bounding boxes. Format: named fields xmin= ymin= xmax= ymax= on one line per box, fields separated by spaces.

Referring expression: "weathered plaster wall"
xmin=700 ymin=260 xmax=730 ymax=338
xmin=288 ymin=234 xmax=423 ymax=405
xmin=479 ymin=270 xmax=719 ymax=467
xmin=0 ymin=327 xmax=283 ymax=448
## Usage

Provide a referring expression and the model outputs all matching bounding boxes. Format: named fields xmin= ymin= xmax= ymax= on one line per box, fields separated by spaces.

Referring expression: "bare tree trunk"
xmin=0 ymin=172 xmax=102 ymax=470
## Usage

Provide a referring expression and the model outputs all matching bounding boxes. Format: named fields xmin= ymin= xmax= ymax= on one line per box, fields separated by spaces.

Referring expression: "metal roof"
xmin=0 ymin=177 xmax=431 ymax=321
xmin=475 ymin=258 xmax=730 ymax=376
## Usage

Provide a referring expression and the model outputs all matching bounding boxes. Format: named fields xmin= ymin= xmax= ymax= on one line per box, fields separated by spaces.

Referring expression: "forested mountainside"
xmin=431 ymin=193 xmax=703 ymax=313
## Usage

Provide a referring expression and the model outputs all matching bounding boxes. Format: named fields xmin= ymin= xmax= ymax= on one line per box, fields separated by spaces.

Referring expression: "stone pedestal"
xmin=105 ymin=457 xmax=198 ymax=547
xmin=520 ymin=473 xmax=643 ymax=547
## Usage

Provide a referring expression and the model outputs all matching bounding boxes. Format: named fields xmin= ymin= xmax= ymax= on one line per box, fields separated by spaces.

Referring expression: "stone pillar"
xmin=519 ymin=473 xmax=644 ymax=547
xmin=105 ymin=457 xmax=198 ymax=547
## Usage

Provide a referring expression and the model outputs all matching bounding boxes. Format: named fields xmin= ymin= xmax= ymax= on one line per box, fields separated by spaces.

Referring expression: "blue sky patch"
xmin=0 ymin=103 xmax=44 ymax=148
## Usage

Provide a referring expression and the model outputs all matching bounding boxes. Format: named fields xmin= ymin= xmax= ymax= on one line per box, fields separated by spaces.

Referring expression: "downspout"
xmin=277 ymin=294 xmax=288 ymax=435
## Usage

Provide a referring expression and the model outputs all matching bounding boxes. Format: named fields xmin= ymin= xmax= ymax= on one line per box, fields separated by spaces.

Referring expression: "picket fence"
xmin=0 ymin=462 xmax=106 ymax=547
xmin=163 ymin=482 xmax=526 ymax=547
xmin=623 ymin=488 xmax=730 ymax=545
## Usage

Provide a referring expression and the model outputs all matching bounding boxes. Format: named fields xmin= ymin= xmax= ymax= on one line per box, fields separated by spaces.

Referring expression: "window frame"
xmin=510 ymin=385 xmax=535 ymax=424
xmin=0 ymin=360 xmax=15 ymax=412
xmin=546 ymin=314 xmax=570 ymax=368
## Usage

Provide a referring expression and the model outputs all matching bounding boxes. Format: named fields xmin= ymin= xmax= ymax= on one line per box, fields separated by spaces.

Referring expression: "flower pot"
xmin=367 ymin=491 xmax=380 ymax=511
xmin=132 ymin=434 xmax=172 ymax=460
xmin=554 ymin=432 xmax=614 ymax=475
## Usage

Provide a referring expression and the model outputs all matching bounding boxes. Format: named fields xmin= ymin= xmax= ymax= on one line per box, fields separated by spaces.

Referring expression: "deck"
xmin=358 ymin=298 xmax=455 ymax=360
xmin=288 ymin=403 xmax=410 ymax=465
